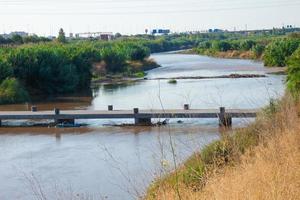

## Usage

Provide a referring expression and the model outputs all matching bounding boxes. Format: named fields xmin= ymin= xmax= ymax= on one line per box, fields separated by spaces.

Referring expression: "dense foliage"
xmin=0 ymin=35 xmax=51 ymax=45
xmin=0 ymin=78 xmax=29 ymax=104
xmin=287 ymin=47 xmax=300 ymax=96
xmin=263 ymin=38 xmax=300 ymax=67
xmin=0 ymin=35 xmax=197 ymax=103
xmin=1 ymin=30 xmax=300 ymax=104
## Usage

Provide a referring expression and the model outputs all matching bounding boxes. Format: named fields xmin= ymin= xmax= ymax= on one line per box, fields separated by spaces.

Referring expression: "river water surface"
xmin=0 ymin=53 xmax=285 ymax=200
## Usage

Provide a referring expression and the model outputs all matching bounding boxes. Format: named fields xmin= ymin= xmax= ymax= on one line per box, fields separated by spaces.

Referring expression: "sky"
xmin=0 ymin=0 xmax=300 ymax=36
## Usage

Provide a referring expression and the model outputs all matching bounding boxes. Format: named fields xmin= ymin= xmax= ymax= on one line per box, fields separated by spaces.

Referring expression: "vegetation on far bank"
xmin=193 ymin=32 xmax=300 ymax=66
xmin=1 ymin=29 xmax=300 ymax=104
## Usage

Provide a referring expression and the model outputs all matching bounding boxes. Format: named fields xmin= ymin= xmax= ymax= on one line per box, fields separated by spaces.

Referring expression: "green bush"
xmin=0 ymin=59 xmax=13 ymax=81
xmin=0 ymin=78 xmax=29 ymax=104
xmin=212 ymin=41 xmax=232 ymax=52
xmin=264 ymin=39 xmax=300 ymax=67
xmin=101 ymin=46 xmax=127 ymax=72
xmin=129 ymin=45 xmax=150 ymax=61
xmin=287 ymin=47 xmax=300 ymax=95
xmin=252 ymin=44 xmax=265 ymax=58
xmin=240 ymin=40 xmax=256 ymax=51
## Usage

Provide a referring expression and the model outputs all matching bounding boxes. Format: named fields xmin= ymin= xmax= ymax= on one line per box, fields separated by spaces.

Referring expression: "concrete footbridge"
xmin=0 ymin=105 xmax=258 ymax=127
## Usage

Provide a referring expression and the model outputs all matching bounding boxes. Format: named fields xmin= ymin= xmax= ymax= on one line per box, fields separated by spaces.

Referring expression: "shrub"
xmin=101 ymin=47 xmax=127 ymax=72
xmin=212 ymin=41 xmax=232 ymax=52
xmin=129 ymin=45 xmax=150 ymax=61
xmin=287 ymin=47 xmax=300 ymax=96
xmin=252 ymin=44 xmax=265 ymax=58
xmin=0 ymin=59 xmax=13 ymax=81
xmin=264 ymin=39 xmax=300 ymax=67
xmin=0 ymin=78 xmax=29 ymax=104
xmin=240 ymin=40 xmax=256 ymax=51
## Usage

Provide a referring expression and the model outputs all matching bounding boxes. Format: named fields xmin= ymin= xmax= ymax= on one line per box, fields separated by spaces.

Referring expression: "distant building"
xmin=75 ymin=32 xmax=114 ymax=41
xmin=208 ymin=29 xmax=224 ymax=33
xmin=151 ymin=29 xmax=170 ymax=35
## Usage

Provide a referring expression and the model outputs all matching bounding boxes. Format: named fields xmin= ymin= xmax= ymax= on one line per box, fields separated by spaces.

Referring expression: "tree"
xmin=287 ymin=47 xmax=300 ymax=96
xmin=129 ymin=45 xmax=150 ymax=61
xmin=101 ymin=47 xmax=127 ymax=72
xmin=240 ymin=40 xmax=256 ymax=51
xmin=0 ymin=59 xmax=13 ymax=82
xmin=0 ymin=78 xmax=29 ymax=104
xmin=212 ymin=41 xmax=232 ymax=52
xmin=0 ymin=36 xmax=7 ymax=45
xmin=57 ymin=28 xmax=66 ymax=43
xmin=11 ymin=34 xmax=23 ymax=44
xmin=264 ymin=39 xmax=300 ymax=67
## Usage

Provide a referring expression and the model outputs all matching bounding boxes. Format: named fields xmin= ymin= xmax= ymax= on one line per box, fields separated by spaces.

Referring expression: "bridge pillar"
xmin=133 ymin=108 xmax=151 ymax=125
xmin=0 ymin=120 xmax=2 ymax=127
xmin=108 ymin=105 xmax=113 ymax=111
xmin=219 ymin=107 xmax=232 ymax=127
xmin=184 ymin=104 xmax=190 ymax=110
xmin=31 ymin=106 xmax=37 ymax=112
xmin=53 ymin=108 xmax=74 ymax=125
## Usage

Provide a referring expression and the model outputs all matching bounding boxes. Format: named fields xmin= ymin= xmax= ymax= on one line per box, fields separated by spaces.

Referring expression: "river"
xmin=0 ymin=53 xmax=285 ymax=200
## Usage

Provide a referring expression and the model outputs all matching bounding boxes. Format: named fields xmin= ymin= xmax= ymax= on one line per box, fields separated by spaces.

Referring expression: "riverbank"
xmin=92 ymin=58 xmax=160 ymax=85
xmin=145 ymin=94 xmax=300 ymax=199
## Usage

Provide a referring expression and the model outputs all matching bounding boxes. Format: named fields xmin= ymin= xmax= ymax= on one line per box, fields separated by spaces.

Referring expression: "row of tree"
xmin=0 ymin=35 xmax=198 ymax=104
xmin=0 ymin=35 xmax=51 ymax=45
xmin=195 ymin=36 xmax=300 ymax=66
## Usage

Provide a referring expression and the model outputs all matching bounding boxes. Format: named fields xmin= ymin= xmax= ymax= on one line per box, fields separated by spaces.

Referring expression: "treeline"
xmin=0 ymin=41 xmax=151 ymax=103
xmin=0 ymin=34 xmax=51 ymax=45
xmin=195 ymin=33 xmax=300 ymax=66
xmin=1 ymin=32 xmax=300 ymax=104
xmin=0 ymin=35 xmax=198 ymax=104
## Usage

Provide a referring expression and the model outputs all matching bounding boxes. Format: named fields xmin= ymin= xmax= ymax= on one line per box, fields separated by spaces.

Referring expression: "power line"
xmin=0 ymin=1 xmax=299 ymax=15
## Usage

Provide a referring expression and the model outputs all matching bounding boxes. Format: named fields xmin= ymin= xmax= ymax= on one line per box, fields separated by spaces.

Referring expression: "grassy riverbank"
xmin=145 ymin=95 xmax=300 ymax=200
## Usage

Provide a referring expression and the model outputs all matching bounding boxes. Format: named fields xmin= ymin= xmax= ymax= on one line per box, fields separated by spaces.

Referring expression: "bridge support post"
xmin=0 ymin=120 xmax=2 ymax=127
xmin=31 ymin=106 xmax=37 ymax=112
xmin=184 ymin=104 xmax=190 ymax=110
xmin=53 ymin=108 xmax=74 ymax=125
xmin=133 ymin=108 xmax=151 ymax=125
xmin=219 ymin=107 xmax=232 ymax=127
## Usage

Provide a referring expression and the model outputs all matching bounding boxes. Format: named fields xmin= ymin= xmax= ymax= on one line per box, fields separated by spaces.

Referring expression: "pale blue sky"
xmin=1 ymin=0 xmax=300 ymax=36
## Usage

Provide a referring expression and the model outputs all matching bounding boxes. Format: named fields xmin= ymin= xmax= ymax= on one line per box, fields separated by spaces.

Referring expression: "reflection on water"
xmin=0 ymin=53 xmax=286 ymax=200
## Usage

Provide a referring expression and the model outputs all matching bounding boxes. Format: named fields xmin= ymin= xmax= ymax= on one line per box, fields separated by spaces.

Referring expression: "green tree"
xmin=129 ymin=45 xmax=150 ymax=61
xmin=0 ymin=59 xmax=13 ymax=81
xmin=287 ymin=47 xmax=300 ymax=96
xmin=252 ymin=44 xmax=265 ymax=58
xmin=11 ymin=34 xmax=23 ymax=44
xmin=240 ymin=40 xmax=256 ymax=51
xmin=264 ymin=39 xmax=300 ymax=67
xmin=0 ymin=78 xmax=29 ymax=104
xmin=212 ymin=41 xmax=232 ymax=52
xmin=57 ymin=28 xmax=66 ymax=43
xmin=101 ymin=47 xmax=127 ymax=72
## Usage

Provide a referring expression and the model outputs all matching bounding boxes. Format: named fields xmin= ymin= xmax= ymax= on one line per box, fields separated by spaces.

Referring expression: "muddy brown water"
xmin=0 ymin=53 xmax=285 ymax=200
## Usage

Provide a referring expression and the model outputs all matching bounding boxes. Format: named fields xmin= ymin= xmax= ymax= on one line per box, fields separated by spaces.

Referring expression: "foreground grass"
xmin=145 ymin=95 xmax=300 ymax=200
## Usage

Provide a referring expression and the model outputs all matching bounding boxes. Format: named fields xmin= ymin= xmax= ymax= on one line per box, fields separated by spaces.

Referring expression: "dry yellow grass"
xmin=197 ymin=129 xmax=300 ymax=200
xmin=146 ymin=95 xmax=300 ymax=200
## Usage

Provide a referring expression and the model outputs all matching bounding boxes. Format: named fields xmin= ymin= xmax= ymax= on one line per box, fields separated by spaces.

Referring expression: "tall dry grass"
xmin=145 ymin=95 xmax=300 ymax=200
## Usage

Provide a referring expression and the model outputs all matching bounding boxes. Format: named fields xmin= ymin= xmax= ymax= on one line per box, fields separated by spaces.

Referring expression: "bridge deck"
xmin=0 ymin=109 xmax=258 ymax=120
